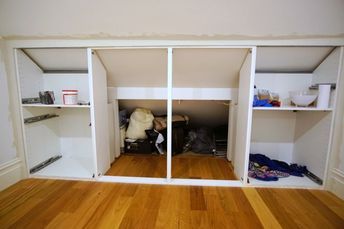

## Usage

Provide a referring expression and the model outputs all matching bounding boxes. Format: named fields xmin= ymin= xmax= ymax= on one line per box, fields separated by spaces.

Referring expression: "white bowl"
xmin=289 ymin=91 xmax=317 ymax=107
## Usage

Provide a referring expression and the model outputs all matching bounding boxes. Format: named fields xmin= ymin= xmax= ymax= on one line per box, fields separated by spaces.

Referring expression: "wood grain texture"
xmin=106 ymin=153 xmax=236 ymax=180
xmin=106 ymin=154 xmax=167 ymax=178
xmin=1 ymin=179 xmax=344 ymax=228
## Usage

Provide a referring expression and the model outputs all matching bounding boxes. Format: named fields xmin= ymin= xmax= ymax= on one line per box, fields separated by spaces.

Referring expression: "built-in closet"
xmin=170 ymin=48 xmax=249 ymax=180
xmin=101 ymin=48 xmax=168 ymax=178
xmin=13 ymin=43 xmax=343 ymax=189
xmin=248 ymin=46 xmax=343 ymax=188
xmin=15 ymin=48 xmax=110 ymax=179
xmin=100 ymin=47 xmax=254 ymax=182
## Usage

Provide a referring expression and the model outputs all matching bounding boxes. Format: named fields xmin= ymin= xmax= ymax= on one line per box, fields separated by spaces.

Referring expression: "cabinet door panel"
xmin=233 ymin=49 xmax=256 ymax=183
xmin=88 ymin=49 xmax=110 ymax=176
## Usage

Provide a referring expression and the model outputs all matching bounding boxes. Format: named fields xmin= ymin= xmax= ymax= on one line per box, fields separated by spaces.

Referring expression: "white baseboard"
xmin=327 ymin=169 xmax=344 ymax=200
xmin=0 ymin=158 xmax=23 ymax=191
xmin=98 ymin=175 xmax=243 ymax=187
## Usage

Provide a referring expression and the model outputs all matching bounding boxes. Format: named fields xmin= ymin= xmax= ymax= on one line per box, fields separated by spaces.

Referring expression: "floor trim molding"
xmin=98 ymin=175 xmax=243 ymax=187
xmin=0 ymin=158 xmax=23 ymax=191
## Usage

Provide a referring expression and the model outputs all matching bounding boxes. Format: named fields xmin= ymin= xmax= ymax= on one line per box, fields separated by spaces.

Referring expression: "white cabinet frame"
xmin=6 ymin=39 xmax=343 ymax=188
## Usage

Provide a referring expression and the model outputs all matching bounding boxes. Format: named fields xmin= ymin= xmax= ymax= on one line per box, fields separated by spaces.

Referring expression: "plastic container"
xmin=62 ymin=90 xmax=78 ymax=105
xmin=317 ymin=84 xmax=331 ymax=109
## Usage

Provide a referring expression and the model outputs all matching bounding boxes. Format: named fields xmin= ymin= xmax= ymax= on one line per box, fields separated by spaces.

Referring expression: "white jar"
xmin=317 ymin=84 xmax=331 ymax=109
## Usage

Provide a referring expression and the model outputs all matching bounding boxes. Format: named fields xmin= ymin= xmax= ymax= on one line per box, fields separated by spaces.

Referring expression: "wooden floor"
xmin=106 ymin=154 xmax=167 ymax=177
xmin=1 ymin=179 xmax=344 ymax=228
xmin=106 ymin=153 xmax=236 ymax=180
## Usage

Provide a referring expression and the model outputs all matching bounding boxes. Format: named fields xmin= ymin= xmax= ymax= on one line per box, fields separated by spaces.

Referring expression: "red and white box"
xmin=62 ymin=90 xmax=78 ymax=105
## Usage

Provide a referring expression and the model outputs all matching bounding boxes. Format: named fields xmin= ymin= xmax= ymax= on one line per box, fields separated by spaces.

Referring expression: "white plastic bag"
xmin=126 ymin=108 xmax=154 ymax=140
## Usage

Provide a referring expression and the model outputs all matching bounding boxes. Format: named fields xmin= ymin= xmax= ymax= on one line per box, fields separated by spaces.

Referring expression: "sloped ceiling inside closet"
xmin=256 ymin=47 xmax=334 ymax=73
xmin=22 ymin=48 xmax=88 ymax=71
xmin=173 ymin=48 xmax=248 ymax=88
xmin=119 ymin=100 xmax=229 ymax=128
xmin=23 ymin=46 xmax=335 ymax=76
xmin=97 ymin=48 xmax=249 ymax=88
xmin=96 ymin=49 xmax=167 ymax=87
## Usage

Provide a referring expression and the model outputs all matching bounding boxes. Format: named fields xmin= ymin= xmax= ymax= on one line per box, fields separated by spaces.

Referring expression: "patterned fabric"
xmin=248 ymin=162 xmax=289 ymax=181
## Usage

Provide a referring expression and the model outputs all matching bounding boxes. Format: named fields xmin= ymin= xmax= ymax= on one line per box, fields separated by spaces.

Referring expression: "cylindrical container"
xmin=62 ymin=90 xmax=78 ymax=105
xmin=317 ymin=84 xmax=331 ymax=109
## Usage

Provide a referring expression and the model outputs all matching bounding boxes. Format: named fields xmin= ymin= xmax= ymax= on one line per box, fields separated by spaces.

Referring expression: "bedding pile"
xmin=248 ymin=153 xmax=307 ymax=181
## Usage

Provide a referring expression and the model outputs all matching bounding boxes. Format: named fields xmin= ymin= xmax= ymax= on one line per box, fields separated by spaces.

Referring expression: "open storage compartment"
xmin=248 ymin=46 xmax=342 ymax=187
xmin=170 ymin=100 xmax=234 ymax=180
xmin=16 ymin=48 xmax=95 ymax=178
xmin=98 ymin=48 xmax=168 ymax=178
xmin=106 ymin=99 xmax=168 ymax=178
xmin=14 ymin=44 xmax=260 ymax=185
xmin=95 ymin=46 xmax=256 ymax=183
xmin=23 ymin=107 xmax=94 ymax=178
xmin=170 ymin=48 xmax=254 ymax=181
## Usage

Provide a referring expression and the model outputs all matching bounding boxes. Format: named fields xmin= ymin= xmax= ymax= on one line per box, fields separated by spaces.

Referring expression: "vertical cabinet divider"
xmin=167 ymin=48 xmax=173 ymax=181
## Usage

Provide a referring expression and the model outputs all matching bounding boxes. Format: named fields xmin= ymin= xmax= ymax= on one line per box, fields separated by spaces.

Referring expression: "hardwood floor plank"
xmin=7 ymin=180 xmax=75 ymax=228
xmin=257 ymin=188 xmax=342 ymax=228
xmin=155 ymin=186 xmax=181 ymax=228
xmin=190 ymin=186 xmax=207 ymax=210
xmin=1 ymin=179 xmax=344 ymax=228
xmin=257 ymin=188 xmax=306 ymax=228
xmin=297 ymin=189 xmax=344 ymax=228
xmin=106 ymin=154 xmax=167 ymax=178
xmin=229 ymin=188 xmax=264 ymax=228
xmin=243 ymin=188 xmax=282 ymax=229
xmin=69 ymin=183 xmax=117 ymax=228
xmin=82 ymin=184 xmax=132 ymax=228
xmin=45 ymin=212 xmax=72 ymax=229
xmin=203 ymin=192 xmax=237 ymax=228
xmin=118 ymin=185 xmax=154 ymax=228
xmin=107 ymin=153 xmax=235 ymax=180
xmin=309 ymin=190 xmax=344 ymax=219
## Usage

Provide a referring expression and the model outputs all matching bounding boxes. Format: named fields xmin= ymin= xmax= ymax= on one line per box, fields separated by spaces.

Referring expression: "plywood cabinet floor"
xmin=32 ymin=156 xmax=94 ymax=178
xmin=1 ymin=179 xmax=343 ymax=228
xmin=106 ymin=153 xmax=235 ymax=180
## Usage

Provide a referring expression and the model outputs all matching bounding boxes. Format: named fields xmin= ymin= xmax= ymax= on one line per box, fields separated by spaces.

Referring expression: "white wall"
xmin=326 ymin=48 xmax=344 ymax=199
xmin=339 ymin=117 xmax=344 ymax=172
xmin=16 ymin=50 xmax=43 ymax=98
xmin=251 ymin=111 xmax=296 ymax=163
xmin=0 ymin=0 xmax=343 ymax=39
xmin=0 ymin=39 xmax=22 ymax=191
xmin=43 ymin=73 xmax=90 ymax=104
xmin=313 ymin=48 xmax=341 ymax=84
xmin=0 ymin=39 xmax=17 ymax=165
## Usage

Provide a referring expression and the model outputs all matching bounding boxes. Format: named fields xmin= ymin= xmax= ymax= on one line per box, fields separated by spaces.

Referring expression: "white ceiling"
xmin=23 ymin=48 xmax=88 ymax=71
xmin=256 ymin=47 xmax=334 ymax=73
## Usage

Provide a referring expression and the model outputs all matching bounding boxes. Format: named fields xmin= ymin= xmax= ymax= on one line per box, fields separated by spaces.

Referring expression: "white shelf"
xmin=248 ymin=175 xmax=322 ymax=188
xmin=22 ymin=104 xmax=91 ymax=108
xmin=253 ymin=106 xmax=333 ymax=111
